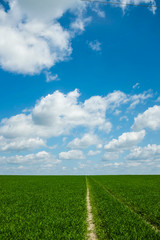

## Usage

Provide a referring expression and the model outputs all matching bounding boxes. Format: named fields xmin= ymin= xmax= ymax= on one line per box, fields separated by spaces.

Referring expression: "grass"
xmin=0 ymin=176 xmax=87 ymax=239
xmin=0 ymin=175 xmax=160 ymax=239
xmin=91 ymin=175 xmax=160 ymax=228
xmin=88 ymin=176 xmax=160 ymax=239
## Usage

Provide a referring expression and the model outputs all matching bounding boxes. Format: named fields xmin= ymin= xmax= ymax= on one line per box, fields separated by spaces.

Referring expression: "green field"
xmin=88 ymin=176 xmax=160 ymax=240
xmin=0 ymin=175 xmax=160 ymax=239
xmin=0 ymin=176 xmax=87 ymax=239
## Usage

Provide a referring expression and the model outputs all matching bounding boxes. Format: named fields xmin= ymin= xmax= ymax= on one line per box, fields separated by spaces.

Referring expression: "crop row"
xmin=88 ymin=176 xmax=160 ymax=239
xmin=91 ymin=175 xmax=160 ymax=229
xmin=0 ymin=176 xmax=87 ymax=240
xmin=0 ymin=175 xmax=160 ymax=239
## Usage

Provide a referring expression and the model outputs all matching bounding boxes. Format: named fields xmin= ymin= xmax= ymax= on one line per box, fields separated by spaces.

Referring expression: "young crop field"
xmin=0 ymin=175 xmax=160 ymax=239
xmin=0 ymin=176 xmax=87 ymax=239
xmin=88 ymin=176 xmax=160 ymax=240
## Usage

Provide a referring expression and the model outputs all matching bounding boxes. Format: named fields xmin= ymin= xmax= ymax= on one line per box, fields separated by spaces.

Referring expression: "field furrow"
xmin=1 ymin=175 xmax=160 ymax=239
xmin=91 ymin=176 xmax=160 ymax=233
xmin=91 ymin=175 xmax=160 ymax=230
xmin=88 ymin=176 xmax=160 ymax=240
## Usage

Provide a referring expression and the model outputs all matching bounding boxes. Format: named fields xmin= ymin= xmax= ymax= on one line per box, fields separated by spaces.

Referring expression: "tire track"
xmin=90 ymin=177 xmax=160 ymax=234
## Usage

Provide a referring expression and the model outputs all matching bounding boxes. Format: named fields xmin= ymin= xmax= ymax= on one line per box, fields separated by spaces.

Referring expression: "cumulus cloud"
xmin=0 ymin=89 xmax=152 ymax=153
xmin=104 ymin=130 xmax=146 ymax=151
xmin=83 ymin=90 xmax=128 ymax=115
xmin=88 ymin=150 xmax=101 ymax=156
xmin=0 ymin=0 xmax=86 ymax=74
xmin=0 ymin=89 xmax=113 ymax=139
xmin=126 ymin=144 xmax=160 ymax=162
xmin=102 ymin=152 xmax=119 ymax=161
xmin=59 ymin=150 xmax=85 ymax=160
xmin=67 ymin=133 xmax=100 ymax=149
xmin=0 ymin=0 xmax=156 ymax=75
xmin=97 ymin=144 xmax=103 ymax=149
xmin=132 ymin=105 xmax=160 ymax=130
xmin=0 ymin=151 xmax=60 ymax=165
xmin=0 ymin=136 xmax=45 ymax=152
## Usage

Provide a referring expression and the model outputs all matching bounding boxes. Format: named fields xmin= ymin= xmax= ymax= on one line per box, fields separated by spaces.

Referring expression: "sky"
xmin=0 ymin=0 xmax=160 ymax=175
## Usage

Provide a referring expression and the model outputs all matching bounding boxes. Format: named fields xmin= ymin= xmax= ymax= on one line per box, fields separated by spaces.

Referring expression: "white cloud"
xmin=102 ymin=152 xmax=119 ymax=161
xmin=89 ymin=40 xmax=101 ymax=52
xmin=0 ymin=89 xmax=152 ymax=152
xmin=0 ymin=151 xmax=60 ymax=165
xmin=0 ymin=0 xmax=156 ymax=75
xmin=45 ymin=72 xmax=59 ymax=82
xmin=133 ymin=83 xmax=140 ymax=89
xmin=156 ymin=96 xmax=160 ymax=102
xmin=0 ymin=18 xmax=72 ymax=74
xmin=120 ymin=116 xmax=128 ymax=121
xmin=88 ymin=150 xmax=101 ymax=156
xmin=92 ymin=4 xmax=105 ymax=18
xmin=0 ymin=0 xmax=86 ymax=74
xmin=104 ymin=130 xmax=145 ymax=151
xmin=0 ymin=136 xmax=45 ymax=152
xmin=119 ymin=0 xmax=156 ymax=14
xmin=128 ymin=91 xmax=152 ymax=109
xmin=62 ymin=166 xmax=67 ymax=171
xmin=126 ymin=144 xmax=160 ymax=162
xmin=0 ymin=89 xmax=113 ymax=139
xmin=16 ymin=0 xmax=84 ymax=20
xmin=103 ymin=162 xmax=124 ymax=168
xmin=67 ymin=133 xmax=100 ymax=149
xmin=97 ymin=144 xmax=103 ymax=149
xmin=114 ymin=110 xmax=121 ymax=115
xmin=83 ymin=90 xmax=127 ymax=113
xmin=132 ymin=105 xmax=160 ymax=130
xmin=59 ymin=150 xmax=85 ymax=160
xmin=70 ymin=16 xmax=92 ymax=32
xmin=125 ymin=161 xmax=141 ymax=167
xmin=78 ymin=162 xmax=87 ymax=169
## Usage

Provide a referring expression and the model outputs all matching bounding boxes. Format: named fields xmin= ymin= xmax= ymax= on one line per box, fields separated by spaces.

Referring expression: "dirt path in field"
xmin=91 ymin=177 xmax=160 ymax=234
xmin=86 ymin=179 xmax=97 ymax=240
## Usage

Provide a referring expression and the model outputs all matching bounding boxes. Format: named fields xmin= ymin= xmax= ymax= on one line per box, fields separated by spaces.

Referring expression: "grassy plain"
xmin=0 ymin=176 xmax=87 ymax=239
xmin=0 ymin=175 xmax=160 ymax=239
xmin=88 ymin=175 xmax=160 ymax=239
xmin=91 ymin=175 xmax=160 ymax=228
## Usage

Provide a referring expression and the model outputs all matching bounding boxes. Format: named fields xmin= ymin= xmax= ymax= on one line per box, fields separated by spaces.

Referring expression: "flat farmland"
xmin=88 ymin=176 xmax=160 ymax=239
xmin=0 ymin=176 xmax=87 ymax=239
xmin=0 ymin=175 xmax=160 ymax=239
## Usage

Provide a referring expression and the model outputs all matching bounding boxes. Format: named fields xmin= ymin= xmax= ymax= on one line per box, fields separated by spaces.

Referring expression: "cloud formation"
xmin=0 ymin=136 xmax=45 ymax=152
xmin=0 ymin=151 xmax=60 ymax=165
xmin=132 ymin=105 xmax=160 ymax=130
xmin=102 ymin=152 xmax=119 ymax=161
xmin=0 ymin=0 xmax=86 ymax=74
xmin=88 ymin=150 xmax=101 ymax=156
xmin=104 ymin=130 xmax=146 ymax=152
xmin=59 ymin=150 xmax=85 ymax=160
xmin=0 ymin=89 xmax=115 ymax=140
xmin=126 ymin=144 xmax=160 ymax=162
xmin=89 ymin=40 xmax=101 ymax=52
xmin=0 ymin=0 xmax=156 ymax=75
xmin=67 ymin=133 xmax=100 ymax=149
xmin=0 ymin=89 xmax=152 ymax=155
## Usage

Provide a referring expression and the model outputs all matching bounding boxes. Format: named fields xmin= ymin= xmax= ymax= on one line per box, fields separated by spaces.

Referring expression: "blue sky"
xmin=0 ymin=0 xmax=160 ymax=175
